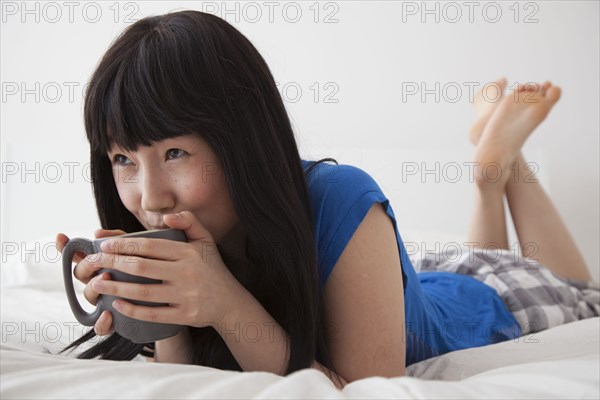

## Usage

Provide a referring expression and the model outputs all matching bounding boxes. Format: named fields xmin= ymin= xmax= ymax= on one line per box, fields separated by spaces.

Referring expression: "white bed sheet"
xmin=1 ymin=234 xmax=599 ymax=399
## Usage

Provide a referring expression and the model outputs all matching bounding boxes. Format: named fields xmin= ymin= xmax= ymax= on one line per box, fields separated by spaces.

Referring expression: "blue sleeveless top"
xmin=302 ymin=159 xmax=522 ymax=366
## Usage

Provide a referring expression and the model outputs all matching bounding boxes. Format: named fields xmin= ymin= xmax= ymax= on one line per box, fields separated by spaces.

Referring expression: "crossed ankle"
xmin=473 ymin=162 xmax=511 ymax=189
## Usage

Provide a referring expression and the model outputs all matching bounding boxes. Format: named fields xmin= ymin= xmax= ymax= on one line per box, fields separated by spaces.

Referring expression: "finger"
xmin=163 ymin=211 xmax=214 ymax=243
xmin=56 ymin=233 xmax=87 ymax=262
xmin=107 ymin=256 xmax=174 ymax=281
xmin=94 ymin=229 xmax=127 ymax=239
xmin=56 ymin=233 xmax=69 ymax=252
xmin=92 ymin=279 xmax=172 ymax=304
xmin=76 ymin=250 xmax=145 ymax=281
xmin=94 ymin=310 xmax=114 ymax=336
xmin=112 ymin=300 xmax=182 ymax=325
xmin=84 ymin=272 xmax=112 ymax=305
xmin=99 ymin=237 xmax=188 ymax=262
xmin=73 ymin=255 xmax=103 ymax=283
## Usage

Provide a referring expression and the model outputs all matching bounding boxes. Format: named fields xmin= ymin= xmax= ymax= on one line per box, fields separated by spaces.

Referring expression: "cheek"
xmin=185 ymin=161 xmax=226 ymax=197
xmin=183 ymin=171 xmax=237 ymax=231
xmin=114 ymin=181 xmax=140 ymax=212
xmin=179 ymin=175 xmax=216 ymax=205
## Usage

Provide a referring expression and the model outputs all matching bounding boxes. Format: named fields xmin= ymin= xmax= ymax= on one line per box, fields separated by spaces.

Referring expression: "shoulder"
xmin=302 ymin=160 xmax=382 ymax=200
xmin=301 ymin=160 xmax=390 ymax=285
xmin=301 ymin=159 xmax=388 ymax=230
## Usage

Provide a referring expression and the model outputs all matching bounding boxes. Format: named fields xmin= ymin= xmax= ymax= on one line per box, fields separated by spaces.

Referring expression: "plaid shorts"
xmin=409 ymin=247 xmax=600 ymax=335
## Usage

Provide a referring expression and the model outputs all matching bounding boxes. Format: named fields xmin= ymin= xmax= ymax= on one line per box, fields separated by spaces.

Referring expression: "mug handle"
xmin=62 ymin=238 xmax=103 ymax=326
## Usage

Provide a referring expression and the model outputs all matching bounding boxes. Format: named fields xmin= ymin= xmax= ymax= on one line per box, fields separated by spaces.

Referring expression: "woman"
xmin=56 ymin=10 xmax=598 ymax=389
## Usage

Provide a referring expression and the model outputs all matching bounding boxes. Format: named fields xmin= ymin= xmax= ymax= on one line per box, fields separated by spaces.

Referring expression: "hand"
xmin=90 ymin=212 xmax=242 ymax=329
xmin=56 ymin=229 xmax=126 ymax=336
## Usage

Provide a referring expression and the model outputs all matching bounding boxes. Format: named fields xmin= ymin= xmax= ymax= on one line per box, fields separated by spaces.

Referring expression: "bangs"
xmin=85 ymin=14 xmax=225 ymax=154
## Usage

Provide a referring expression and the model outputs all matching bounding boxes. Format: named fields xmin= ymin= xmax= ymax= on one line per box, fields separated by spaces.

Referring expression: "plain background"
xmin=1 ymin=1 xmax=598 ymax=281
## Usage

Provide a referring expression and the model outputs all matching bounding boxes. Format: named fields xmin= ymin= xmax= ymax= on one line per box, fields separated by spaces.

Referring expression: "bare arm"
xmin=152 ymin=326 xmax=193 ymax=364
xmin=212 ymin=202 xmax=405 ymax=386
xmin=214 ymin=282 xmax=348 ymax=389
xmin=151 ymin=287 xmax=347 ymax=387
xmin=322 ymin=202 xmax=406 ymax=381
xmin=152 ymin=203 xmax=405 ymax=386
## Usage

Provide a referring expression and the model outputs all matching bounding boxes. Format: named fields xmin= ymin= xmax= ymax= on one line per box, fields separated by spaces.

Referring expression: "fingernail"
xmin=169 ymin=213 xmax=182 ymax=220
xmin=100 ymin=240 xmax=114 ymax=250
xmin=98 ymin=311 xmax=107 ymax=323
xmin=112 ymin=300 xmax=122 ymax=311
xmin=85 ymin=253 xmax=101 ymax=263
xmin=94 ymin=314 xmax=106 ymax=335
xmin=93 ymin=280 xmax=104 ymax=291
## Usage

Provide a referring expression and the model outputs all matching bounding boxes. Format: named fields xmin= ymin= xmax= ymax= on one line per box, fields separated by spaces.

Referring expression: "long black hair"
xmin=60 ymin=10 xmax=340 ymax=381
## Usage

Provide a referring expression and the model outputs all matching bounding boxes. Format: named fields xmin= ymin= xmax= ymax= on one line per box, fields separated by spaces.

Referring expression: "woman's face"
xmin=107 ymin=134 xmax=238 ymax=244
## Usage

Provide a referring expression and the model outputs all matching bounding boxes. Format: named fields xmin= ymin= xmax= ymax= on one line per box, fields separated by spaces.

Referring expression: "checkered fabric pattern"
xmin=409 ymin=247 xmax=600 ymax=335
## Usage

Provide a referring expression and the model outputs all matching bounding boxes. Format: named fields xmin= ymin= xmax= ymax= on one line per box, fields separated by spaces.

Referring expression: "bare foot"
xmin=472 ymin=81 xmax=561 ymax=187
xmin=469 ymin=77 xmax=508 ymax=145
xmin=469 ymin=79 xmax=553 ymax=145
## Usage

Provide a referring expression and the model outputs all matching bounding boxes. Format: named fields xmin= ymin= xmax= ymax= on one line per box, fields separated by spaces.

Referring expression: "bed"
xmin=1 ymin=233 xmax=599 ymax=399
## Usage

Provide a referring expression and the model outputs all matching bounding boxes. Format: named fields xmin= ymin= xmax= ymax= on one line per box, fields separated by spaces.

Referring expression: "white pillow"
xmin=1 ymin=232 xmax=90 ymax=292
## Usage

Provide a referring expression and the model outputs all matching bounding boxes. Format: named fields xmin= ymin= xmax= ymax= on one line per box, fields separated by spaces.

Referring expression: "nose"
xmin=139 ymin=165 xmax=175 ymax=214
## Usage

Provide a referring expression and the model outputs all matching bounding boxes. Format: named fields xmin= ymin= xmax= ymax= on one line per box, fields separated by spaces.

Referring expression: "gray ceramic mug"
xmin=62 ymin=228 xmax=187 ymax=343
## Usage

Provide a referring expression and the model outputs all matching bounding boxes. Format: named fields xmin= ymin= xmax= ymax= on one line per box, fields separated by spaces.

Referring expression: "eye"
xmin=112 ymin=154 xmax=133 ymax=166
xmin=166 ymin=148 xmax=186 ymax=160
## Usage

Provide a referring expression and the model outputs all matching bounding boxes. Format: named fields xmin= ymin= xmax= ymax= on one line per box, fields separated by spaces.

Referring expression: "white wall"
xmin=1 ymin=1 xmax=598 ymax=281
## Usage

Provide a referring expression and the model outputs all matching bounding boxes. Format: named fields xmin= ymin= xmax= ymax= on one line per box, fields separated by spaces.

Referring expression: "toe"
xmin=490 ymin=77 xmax=508 ymax=96
xmin=517 ymin=82 xmax=543 ymax=92
xmin=496 ymin=77 xmax=508 ymax=97
xmin=496 ymin=76 xmax=508 ymax=89
xmin=541 ymin=81 xmax=552 ymax=95
xmin=545 ymin=85 xmax=561 ymax=104
xmin=481 ymin=77 xmax=508 ymax=99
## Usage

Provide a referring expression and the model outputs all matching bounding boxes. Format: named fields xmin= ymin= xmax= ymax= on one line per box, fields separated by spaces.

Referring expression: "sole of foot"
xmin=470 ymin=77 xmax=508 ymax=145
xmin=472 ymin=81 xmax=561 ymax=187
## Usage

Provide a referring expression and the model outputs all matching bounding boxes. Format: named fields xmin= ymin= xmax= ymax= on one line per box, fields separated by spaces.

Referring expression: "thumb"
xmin=55 ymin=233 xmax=70 ymax=252
xmin=163 ymin=211 xmax=214 ymax=243
xmin=56 ymin=233 xmax=86 ymax=262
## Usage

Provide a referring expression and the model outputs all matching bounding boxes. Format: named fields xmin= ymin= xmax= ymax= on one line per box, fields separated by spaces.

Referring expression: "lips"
xmin=146 ymin=220 xmax=169 ymax=230
xmin=148 ymin=226 xmax=169 ymax=230
xmin=144 ymin=212 xmax=178 ymax=230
